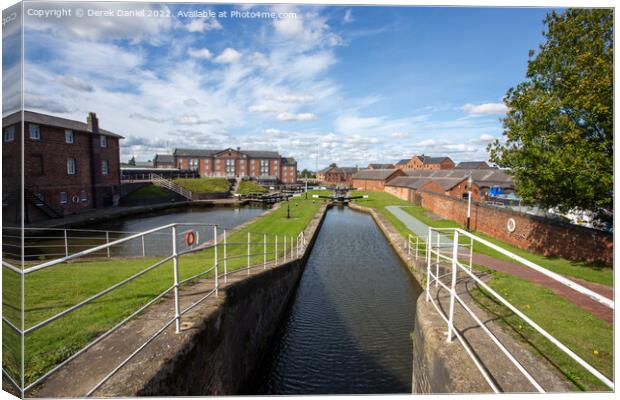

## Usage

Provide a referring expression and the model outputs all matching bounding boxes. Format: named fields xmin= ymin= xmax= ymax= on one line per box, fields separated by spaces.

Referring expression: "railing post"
xmin=264 ymin=233 xmax=267 ymax=269
xmin=223 ymin=229 xmax=228 ymax=283
xmin=247 ymin=232 xmax=251 ymax=274
xmin=290 ymin=236 xmax=293 ymax=259
xmin=426 ymin=228 xmax=431 ymax=302
xmin=407 ymin=234 xmax=411 ymax=256
xmin=415 ymin=236 xmax=419 ymax=260
xmin=469 ymin=236 xmax=474 ymax=271
xmin=141 ymin=234 xmax=146 ymax=257
xmin=64 ymin=229 xmax=69 ymax=257
xmin=172 ymin=225 xmax=181 ymax=333
xmin=275 ymin=235 xmax=278 ymax=265
xmin=447 ymin=230 xmax=459 ymax=342
xmin=106 ymin=231 xmax=111 ymax=258
xmin=435 ymin=231 xmax=440 ymax=287
xmin=284 ymin=235 xmax=287 ymax=262
xmin=214 ymin=226 xmax=219 ymax=296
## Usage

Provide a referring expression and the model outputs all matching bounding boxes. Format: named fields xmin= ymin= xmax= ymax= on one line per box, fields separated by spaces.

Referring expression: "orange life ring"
xmin=185 ymin=231 xmax=196 ymax=246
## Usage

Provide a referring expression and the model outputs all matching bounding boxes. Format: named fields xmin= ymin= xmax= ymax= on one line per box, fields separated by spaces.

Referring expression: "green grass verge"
xmin=401 ymin=205 xmax=612 ymax=286
xmin=11 ymin=191 xmax=326 ymax=386
xmin=469 ymin=264 xmax=612 ymax=391
xmin=237 ymin=180 xmax=268 ymax=195
xmin=123 ymin=184 xmax=171 ymax=200
xmin=173 ymin=177 xmax=230 ymax=193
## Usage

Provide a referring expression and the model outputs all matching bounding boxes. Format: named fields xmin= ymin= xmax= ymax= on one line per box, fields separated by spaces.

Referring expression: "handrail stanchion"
xmin=64 ymin=229 xmax=69 ymax=257
xmin=106 ymin=232 xmax=111 ymax=258
xmin=275 ymin=235 xmax=278 ymax=265
xmin=247 ymin=232 xmax=251 ymax=274
xmin=141 ymin=234 xmax=146 ymax=257
xmin=223 ymin=229 xmax=228 ymax=283
xmin=447 ymin=230 xmax=459 ymax=342
xmin=284 ymin=235 xmax=287 ymax=262
xmin=214 ymin=226 xmax=219 ymax=296
xmin=426 ymin=228 xmax=431 ymax=302
xmin=415 ymin=236 xmax=419 ymax=260
xmin=290 ymin=236 xmax=293 ymax=259
xmin=435 ymin=231 xmax=440 ymax=287
xmin=263 ymin=233 xmax=267 ymax=269
xmin=407 ymin=234 xmax=411 ymax=256
xmin=172 ymin=225 xmax=181 ymax=333
xmin=469 ymin=236 xmax=473 ymax=271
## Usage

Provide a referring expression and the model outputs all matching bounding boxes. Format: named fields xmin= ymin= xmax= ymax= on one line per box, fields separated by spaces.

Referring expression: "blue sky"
xmin=7 ymin=2 xmax=557 ymax=169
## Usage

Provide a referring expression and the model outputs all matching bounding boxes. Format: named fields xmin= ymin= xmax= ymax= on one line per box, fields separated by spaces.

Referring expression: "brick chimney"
xmin=87 ymin=112 xmax=99 ymax=132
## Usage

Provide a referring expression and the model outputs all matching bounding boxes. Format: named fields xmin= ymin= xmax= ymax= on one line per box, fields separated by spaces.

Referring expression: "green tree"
xmin=488 ymin=9 xmax=613 ymax=216
xmin=128 ymin=156 xmax=136 ymax=166
xmin=329 ymin=163 xmax=337 ymax=168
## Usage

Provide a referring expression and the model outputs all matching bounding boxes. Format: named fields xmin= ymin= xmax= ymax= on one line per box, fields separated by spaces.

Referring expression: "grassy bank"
xmin=122 ymin=184 xmax=171 ymax=200
xmin=10 ymin=191 xmax=326 ymax=387
xmin=470 ymin=265 xmax=612 ymax=391
xmin=173 ymin=177 xmax=230 ymax=193
xmin=237 ymin=180 xmax=268 ymax=195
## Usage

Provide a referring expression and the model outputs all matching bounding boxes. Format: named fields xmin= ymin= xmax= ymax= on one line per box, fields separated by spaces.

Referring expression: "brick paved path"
xmin=386 ymin=206 xmax=613 ymax=323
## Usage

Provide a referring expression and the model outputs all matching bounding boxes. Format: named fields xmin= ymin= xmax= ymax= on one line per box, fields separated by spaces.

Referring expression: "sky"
xmin=4 ymin=2 xmax=557 ymax=170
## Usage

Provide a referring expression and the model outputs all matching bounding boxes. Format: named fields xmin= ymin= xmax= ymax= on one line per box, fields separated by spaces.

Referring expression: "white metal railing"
xmin=1 ymin=223 xmax=308 ymax=396
xmin=150 ymin=173 xmax=194 ymax=201
xmin=424 ymin=227 xmax=614 ymax=392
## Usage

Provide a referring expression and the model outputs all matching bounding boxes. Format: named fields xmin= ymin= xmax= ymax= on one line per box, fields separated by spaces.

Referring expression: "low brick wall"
xmin=417 ymin=190 xmax=612 ymax=265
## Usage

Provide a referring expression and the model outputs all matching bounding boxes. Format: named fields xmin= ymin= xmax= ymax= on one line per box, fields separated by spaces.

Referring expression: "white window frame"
xmin=60 ymin=192 xmax=68 ymax=204
xmin=29 ymin=124 xmax=40 ymax=140
xmin=65 ymin=129 xmax=74 ymax=144
xmin=101 ymin=160 xmax=109 ymax=175
xmin=4 ymin=126 xmax=15 ymax=142
xmin=100 ymin=135 xmax=107 ymax=148
xmin=80 ymin=190 xmax=88 ymax=203
xmin=67 ymin=158 xmax=76 ymax=175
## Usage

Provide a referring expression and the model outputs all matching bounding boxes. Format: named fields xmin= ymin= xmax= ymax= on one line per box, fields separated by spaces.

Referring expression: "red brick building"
xmin=320 ymin=166 xmax=360 ymax=186
xmin=2 ymin=111 xmax=123 ymax=223
xmin=455 ymin=161 xmax=491 ymax=169
xmin=352 ymin=169 xmax=405 ymax=191
xmin=173 ymin=148 xmax=297 ymax=184
xmin=153 ymin=154 xmax=175 ymax=168
xmin=405 ymin=155 xmax=455 ymax=170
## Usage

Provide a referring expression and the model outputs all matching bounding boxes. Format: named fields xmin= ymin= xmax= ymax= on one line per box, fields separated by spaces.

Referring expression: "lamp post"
xmin=466 ymin=174 xmax=473 ymax=231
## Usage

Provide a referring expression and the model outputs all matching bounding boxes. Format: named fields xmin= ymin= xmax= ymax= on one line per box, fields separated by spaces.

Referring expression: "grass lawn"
xmin=469 ymin=264 xmax=613 ymax=391
xmin=237 ymin=180 xmax=268 ymax=195
xmin=173 ymin=178 xmax=230 ymax=193
xmin=123 ymin=184 xmax=170 ymax=200
xmin=401 ymin=205 xmax=612 ymax=287
xmin=8 ymin=191 xmax=326 ymax=387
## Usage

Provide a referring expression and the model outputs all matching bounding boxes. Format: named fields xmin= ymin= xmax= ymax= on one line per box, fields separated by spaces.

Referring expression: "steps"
xmin=150 ymin=173 xmax=193 ymax=201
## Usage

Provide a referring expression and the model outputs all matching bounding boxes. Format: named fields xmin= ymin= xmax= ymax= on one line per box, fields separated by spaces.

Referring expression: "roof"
xmin=173 ymin=148 xmax=281 ymax=158
xmin=401 ymin=169 xmax=514 ymax=188
xmin=134 ymin=161 xmax=154 ymax=168
xmin=368 ymin=163 xmax=394 ymax=169
xmin=395 ymin=159 xmax=409 ymax=165
xmin=415 ymin=155 xmax=453 ymax=165
xmin=282 ymin=157 xmax=297 ymax=165
xmin=2 ymin=110 xmax=124 ymax=138
xmin=318 ymin=166 xmax=333 ymax=174
xmin=154 ymin=154 xmax=175 ymax=163
xmin=352 ymin=169 xmax=400 ymax=181
xmin=455 ymin=161 xmax=490 ymax=169
xmin=329 ymin=167 xmax=359 ymax=174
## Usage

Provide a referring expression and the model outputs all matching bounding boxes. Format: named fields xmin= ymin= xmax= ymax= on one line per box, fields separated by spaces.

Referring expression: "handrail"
xmin=425 ymin=227 xmax=614 ymax=391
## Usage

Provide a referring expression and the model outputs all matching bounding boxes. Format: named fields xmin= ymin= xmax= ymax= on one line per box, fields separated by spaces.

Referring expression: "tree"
xmin=128 ymin=156 xmax=136 ymax=166
xmin=329 ymin=163 xmax=337 ymax=168
xmin=488 ymin=9 xmax=613 ymax=216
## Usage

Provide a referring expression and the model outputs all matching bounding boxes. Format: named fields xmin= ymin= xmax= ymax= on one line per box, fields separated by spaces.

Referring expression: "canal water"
xmin=253 ymin=206 xmax=422 ymax=394
xmin=17 ymin=206 xmax=266 ymax=260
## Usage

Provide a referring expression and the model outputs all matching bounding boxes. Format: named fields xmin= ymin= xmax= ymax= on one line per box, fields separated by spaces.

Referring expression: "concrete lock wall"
xmin=418 ymin=189 xmax=612 ymax=265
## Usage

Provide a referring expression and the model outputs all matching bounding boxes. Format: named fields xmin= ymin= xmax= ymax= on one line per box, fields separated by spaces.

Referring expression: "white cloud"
xmin=390 ymin=132 xmax=407 ymax=139
xmin=188 ymin=48 xmax=214 ymax=59
xmin=277 ymin=112 xmax=318 ymax=121
xmin=214 ymin=48 xmax=242 ymax=64
xmin=335 ymin=115 xmax=382 ymax=132
xmin=462 ymin=102 xmax=508 ymax=115
xmin=248 ymin=104 xmax=283 ymax=113
xmin=56 ymin=76 xmax=94 ymax=92
xmin=185 ymin=18 xmax=222 ymax=33
xmin=343 ymin=9 xmax=354 ymax=24
xmin=175 ymin=114 xmax=223 ymax=126
xmin=265 ymin=93 xmax=315 ymax=104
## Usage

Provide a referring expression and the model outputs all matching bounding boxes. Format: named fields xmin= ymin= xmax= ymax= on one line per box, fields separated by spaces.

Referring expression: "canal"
xmin=253 ymin=206 xmax=422 ymax=394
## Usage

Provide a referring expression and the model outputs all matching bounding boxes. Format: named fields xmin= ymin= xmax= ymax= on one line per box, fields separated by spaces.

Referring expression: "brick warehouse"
xmin=2 ymin=111 xmax=123 ymax=223
xmin=351 ymin=169 xmax=406 ymax=191
xmin=172 ymin=148 xmax=297 ymax=184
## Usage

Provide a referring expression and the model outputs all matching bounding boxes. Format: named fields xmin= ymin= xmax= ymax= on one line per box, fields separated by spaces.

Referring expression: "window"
xmin=189 ymin=159 xmax=199 ymax=171
xmin=60 ymin=192 xmax=68 ymax=204
xmin=65 ymin=129 xmax=74 ymax=144
xmin=100 ymin=135 xmax=107 ymax=148
xmin=67 ymin=158 xmax=76 ymax=175
xmin=30 ymin=155 xmax=44 ymax=176
xmin=80 ymin=190 xmax=88 ymax=203
xmin=4 ymin=126 xmax=15 ymax=142
xmin=101 ymin=160 xmax=109 ymax=175
xmin=29 ymin=124 xmax=40 ymax=140
xmin=260 ymin=160 xmax=269 ymax=175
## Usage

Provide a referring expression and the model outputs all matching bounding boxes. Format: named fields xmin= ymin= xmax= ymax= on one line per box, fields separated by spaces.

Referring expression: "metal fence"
xmin=1 ymin=223 xmax=307 ymax=396
xmin=423 ymin=227 xmax=614 ymax=392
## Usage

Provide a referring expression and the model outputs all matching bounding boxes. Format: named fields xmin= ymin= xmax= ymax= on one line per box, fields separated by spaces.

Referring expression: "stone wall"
xmin=418 ymin=189 xmax=613 ymax=265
